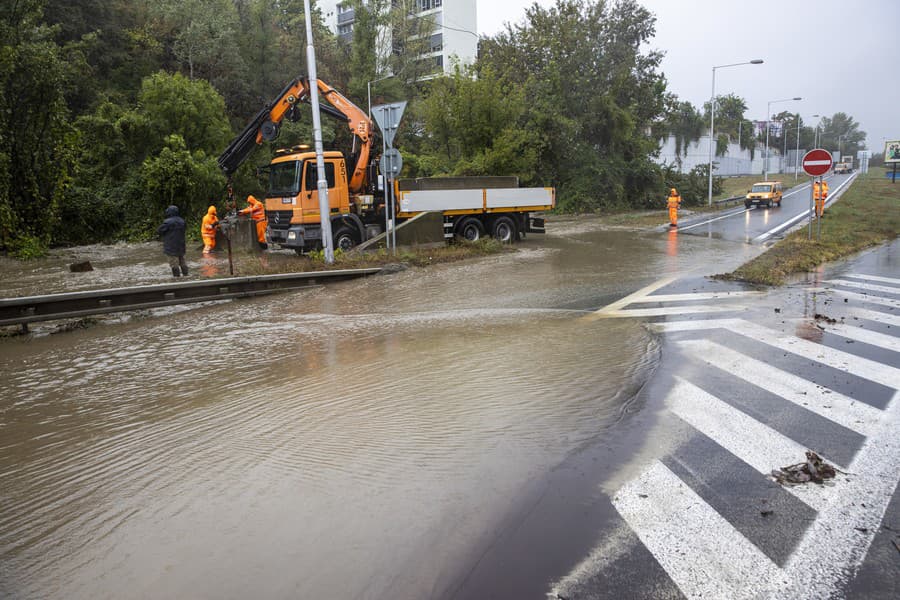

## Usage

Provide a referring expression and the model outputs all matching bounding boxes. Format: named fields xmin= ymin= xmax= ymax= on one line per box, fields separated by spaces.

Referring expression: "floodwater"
xmin=0 ymin=220 xmax=758 ymax=599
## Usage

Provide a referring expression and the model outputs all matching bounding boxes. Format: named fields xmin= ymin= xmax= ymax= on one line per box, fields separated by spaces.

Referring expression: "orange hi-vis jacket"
xmin=200 ymin=206 xmax=219 ymax=238
xmin=822 ymin=181 xmax=829 ymax=198
xmin=813 ymin=181 xmax=822 ymax=201
xmin=240 ymin=196 xmax=265 ymax=222
xmin=240 ymin=195 xmax=267 ymax=244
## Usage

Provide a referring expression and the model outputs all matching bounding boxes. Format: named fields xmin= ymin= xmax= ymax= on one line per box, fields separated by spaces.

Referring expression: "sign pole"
xmin=801 ymin=149 xmax=833 ymax=240
xmin=388 ymin=155 xmax=396 ymax=255
xmin=816 ymin=176 xmax=822 ymax=241
xmin=382 ymin=135 xmax=390 ymax=252
xmin=808 ymin=177 xmax=814 ymax=240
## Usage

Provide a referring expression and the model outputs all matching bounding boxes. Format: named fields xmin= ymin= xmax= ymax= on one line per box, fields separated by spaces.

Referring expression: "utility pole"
xmin=303 ymin=0 xmax=334 ymax=263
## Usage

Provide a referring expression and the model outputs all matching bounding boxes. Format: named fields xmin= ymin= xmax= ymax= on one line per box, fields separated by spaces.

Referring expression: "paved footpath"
xmin=451 ymin=241 xmax=900 ymax=600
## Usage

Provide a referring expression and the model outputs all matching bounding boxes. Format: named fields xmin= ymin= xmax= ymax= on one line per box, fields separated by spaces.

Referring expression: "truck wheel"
xmin=767 ymin=199 xmax=772 ymax=208
xmin=456 ymin=217 xmax=484 ymax=242
xmin=491 ymin=216 xmax=516 ymax=243
xmin=333 ymin=226 xmax=358 ymax=251
xmin=744 ymin=201 xmax=751 ymax=209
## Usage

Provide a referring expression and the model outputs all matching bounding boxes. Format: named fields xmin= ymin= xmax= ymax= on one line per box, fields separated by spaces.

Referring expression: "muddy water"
xmin=0 ymin=221 xmax=757 ymax=599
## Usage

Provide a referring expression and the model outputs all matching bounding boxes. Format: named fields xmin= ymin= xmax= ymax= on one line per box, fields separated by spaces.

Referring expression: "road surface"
xmin=677 ymin=172 xmax=857 ymax=244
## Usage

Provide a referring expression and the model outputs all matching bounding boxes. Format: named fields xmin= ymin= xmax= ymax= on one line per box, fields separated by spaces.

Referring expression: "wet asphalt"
xmin=450 ymin=240 xmax=900 ymax=599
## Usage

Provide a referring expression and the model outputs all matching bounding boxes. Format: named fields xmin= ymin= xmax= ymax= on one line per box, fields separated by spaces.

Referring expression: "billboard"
xmin=886 ymin=140 xmax=900 ymax=164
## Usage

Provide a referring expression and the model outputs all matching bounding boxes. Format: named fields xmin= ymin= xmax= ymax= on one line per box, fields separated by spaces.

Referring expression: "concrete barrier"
xmin=354 ymin=211 xmax=445 ymax=253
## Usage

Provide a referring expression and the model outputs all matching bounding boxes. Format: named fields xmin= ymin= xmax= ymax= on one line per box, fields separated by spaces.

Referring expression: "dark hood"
xmin=165 ymin=205 xmax=180 ymax=218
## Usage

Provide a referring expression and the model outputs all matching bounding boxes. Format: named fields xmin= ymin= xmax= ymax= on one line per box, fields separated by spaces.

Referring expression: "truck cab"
xmin=745 ymin=181 xmax=783 ymax=208
xmin=263 ymin=149 xmax=364 ymax=252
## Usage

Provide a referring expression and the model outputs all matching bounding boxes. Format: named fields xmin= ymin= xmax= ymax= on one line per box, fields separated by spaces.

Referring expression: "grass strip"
xmin=716 ymin=169 xmax=900 ymax=286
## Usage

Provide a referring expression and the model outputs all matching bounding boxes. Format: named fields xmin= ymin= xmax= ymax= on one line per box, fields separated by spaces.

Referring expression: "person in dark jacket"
xmin=157 ymin=205 xmax=188 ymax=277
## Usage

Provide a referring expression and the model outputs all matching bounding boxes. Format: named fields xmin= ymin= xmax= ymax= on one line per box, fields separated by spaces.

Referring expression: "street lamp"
xmin=764 ymin=97 xmax=801 ymax=181
xmin=812 ymin=114 xmax=821 ymax=147
xmin=707 ymin=59 xmax=763 ymax=206
xmin=794 ymin=112 xmax=801 ymax=180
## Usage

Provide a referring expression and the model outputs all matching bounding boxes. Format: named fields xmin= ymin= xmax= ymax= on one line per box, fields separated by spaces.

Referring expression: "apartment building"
xmin=318 ymin=0 xmax=478 ymax=77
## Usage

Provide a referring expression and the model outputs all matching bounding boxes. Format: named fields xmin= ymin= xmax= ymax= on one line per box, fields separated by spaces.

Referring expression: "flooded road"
xmin=0 ymin=220 xmax=760 ymax=599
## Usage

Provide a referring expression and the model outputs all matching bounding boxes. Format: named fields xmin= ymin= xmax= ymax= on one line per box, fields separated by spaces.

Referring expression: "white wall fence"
xmin=657 ymin=135 xmax=807 ymax=178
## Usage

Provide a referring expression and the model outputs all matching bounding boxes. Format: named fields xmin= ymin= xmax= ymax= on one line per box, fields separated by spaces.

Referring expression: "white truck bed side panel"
xmin=399 ymin=189 xmax=483 ymax=212
xmin=486 ymin=188 xmax=554 ymax=208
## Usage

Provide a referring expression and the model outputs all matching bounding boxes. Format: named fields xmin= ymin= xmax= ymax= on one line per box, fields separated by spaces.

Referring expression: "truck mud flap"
xmin=525 ymin=216 xmax=546 ymax=234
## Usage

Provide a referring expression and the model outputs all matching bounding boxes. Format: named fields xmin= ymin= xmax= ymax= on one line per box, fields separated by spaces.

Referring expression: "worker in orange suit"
xmin=667 ymin=188 xmax=682 ymax=227
xmin=813 ymin=181 xmax=824 ymax=218
xmin=239 ymin=195 xmax=268 ymax=249
xmin=201 ymin=205 xmax=219 ymax=254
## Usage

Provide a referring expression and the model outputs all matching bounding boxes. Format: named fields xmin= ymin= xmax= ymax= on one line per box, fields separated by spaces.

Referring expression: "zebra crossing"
xmin=567 ymin=272 xmax=900 ymax=598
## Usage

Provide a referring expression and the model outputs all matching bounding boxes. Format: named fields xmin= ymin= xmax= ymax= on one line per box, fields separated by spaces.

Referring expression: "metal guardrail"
xmin=0 ymin=268 xmax=381 ymax=329
xmin=714 ymin=195 xmax=746 ymax=206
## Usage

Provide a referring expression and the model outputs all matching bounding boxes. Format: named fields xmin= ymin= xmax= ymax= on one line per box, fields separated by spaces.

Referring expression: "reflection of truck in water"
xmin=833 ymin=156 xmax=853 ymax=174
xmin=217 ymin=77 xmax=554 ymax=254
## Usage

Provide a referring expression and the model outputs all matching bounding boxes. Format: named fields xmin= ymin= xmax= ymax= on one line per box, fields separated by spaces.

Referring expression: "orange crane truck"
xmin=217 ymin=77 xmax=554 ymax=253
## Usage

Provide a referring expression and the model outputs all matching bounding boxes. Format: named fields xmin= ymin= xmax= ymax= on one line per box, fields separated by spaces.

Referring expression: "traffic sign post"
xmin=802 ymin=150 xmax=833 ymax=240
xmin=372 ymin=102 xmax=407 ymax=253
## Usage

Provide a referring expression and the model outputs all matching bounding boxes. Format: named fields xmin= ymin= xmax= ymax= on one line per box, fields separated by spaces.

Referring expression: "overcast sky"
xmin=476 ymin=0 xmax=899 ymax=153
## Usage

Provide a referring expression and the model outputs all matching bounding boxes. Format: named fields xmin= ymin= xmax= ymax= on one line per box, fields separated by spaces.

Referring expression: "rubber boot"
xmin=171 ymin=267 xmax=181 ymax=277
xmin=181 ymin=265 xmax=189 ymax=276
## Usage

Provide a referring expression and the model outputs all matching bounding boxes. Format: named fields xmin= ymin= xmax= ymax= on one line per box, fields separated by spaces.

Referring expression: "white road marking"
xmin=774 ymin=390 xmax=900 ymax=599
xmin=820 ymin=322 xmax=900 ymax=353
xmin=847 ymin=307 xmax=900 ymax=328
xmin=808 ymin=287 xmax=900 ymax=309
xmin=628 ymin=291 xmax=764 ymax=303
xmin=842 ymin=273 xmax=900 ymax=287
xmin=825 ymin=278 xmax=900 ymax=296
xmin=653 ymin=318 xmax=900 ymax=389
xmin=676 ymin=207 xmax=750 ymax=232
xmin=678 ymin=339 xmax=882 ymax=436
xmin=613 ymin=461 xmax=783 ymax=600
xmin=594 ymin=305 xmax=742 ymax=318
xmin=668 ymin=377 xmax=835 ymax=511
xmin=588 ymin=275 xmax=679 ymax=317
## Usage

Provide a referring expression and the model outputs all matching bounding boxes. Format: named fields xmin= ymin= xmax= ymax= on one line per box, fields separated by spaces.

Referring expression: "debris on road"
xmin=814 ymin=313 xmax=838 ymax=324
xmin=69 ymin=261 xmax=93 ymax=272
xmin=771 ymin=451 xmax=838 ymax=486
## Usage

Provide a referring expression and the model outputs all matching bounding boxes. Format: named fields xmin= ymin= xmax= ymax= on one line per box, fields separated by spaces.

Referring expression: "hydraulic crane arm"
xmin=217 ymin=77 xmax=373 ymax=193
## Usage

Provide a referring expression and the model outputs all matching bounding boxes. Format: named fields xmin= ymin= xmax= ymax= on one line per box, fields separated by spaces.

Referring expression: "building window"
xmin=338 ymin=23 xmax=353 ymax=35
xmin=430 ymin=33 xmax=442 ymax=53
xmin=338 ymin=3 xmax=352 ymax=14
xmin=419 ymin=0 xmax=441 ymax=10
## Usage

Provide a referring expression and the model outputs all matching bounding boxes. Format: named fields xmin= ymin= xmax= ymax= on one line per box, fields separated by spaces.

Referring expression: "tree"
xmin=0 ymin=0 xmax=77 ymax=255
xmin=659 ymin=99 xmax=705 ymax=160
xmin=418 ymin=64 xmax=536 ymax=180
xmin=703 ymin=93 xmax=754 ymax=157
xmin=64 ymin=71 xmax=232 ymax=243
xmin=819 ymin=112 xmax=866 ymax=157
xmin=478 ymin=0 xmax=667 ymax=210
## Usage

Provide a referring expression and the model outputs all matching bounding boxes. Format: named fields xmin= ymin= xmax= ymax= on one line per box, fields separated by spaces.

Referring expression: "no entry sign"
xmin=802 ymin=149 xmax=833 ymax=177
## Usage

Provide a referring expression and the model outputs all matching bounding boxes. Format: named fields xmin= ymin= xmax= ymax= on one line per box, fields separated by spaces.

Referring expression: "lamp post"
xmin=707 ymin=59 xmax=763 ymax=206
xmin=764 ymin=96 xmax=801 ymax=181
xmin=794 ymin=112 xmax=801 ymax=180
xmin=812 ymin=114 xmax=821 ymax=147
